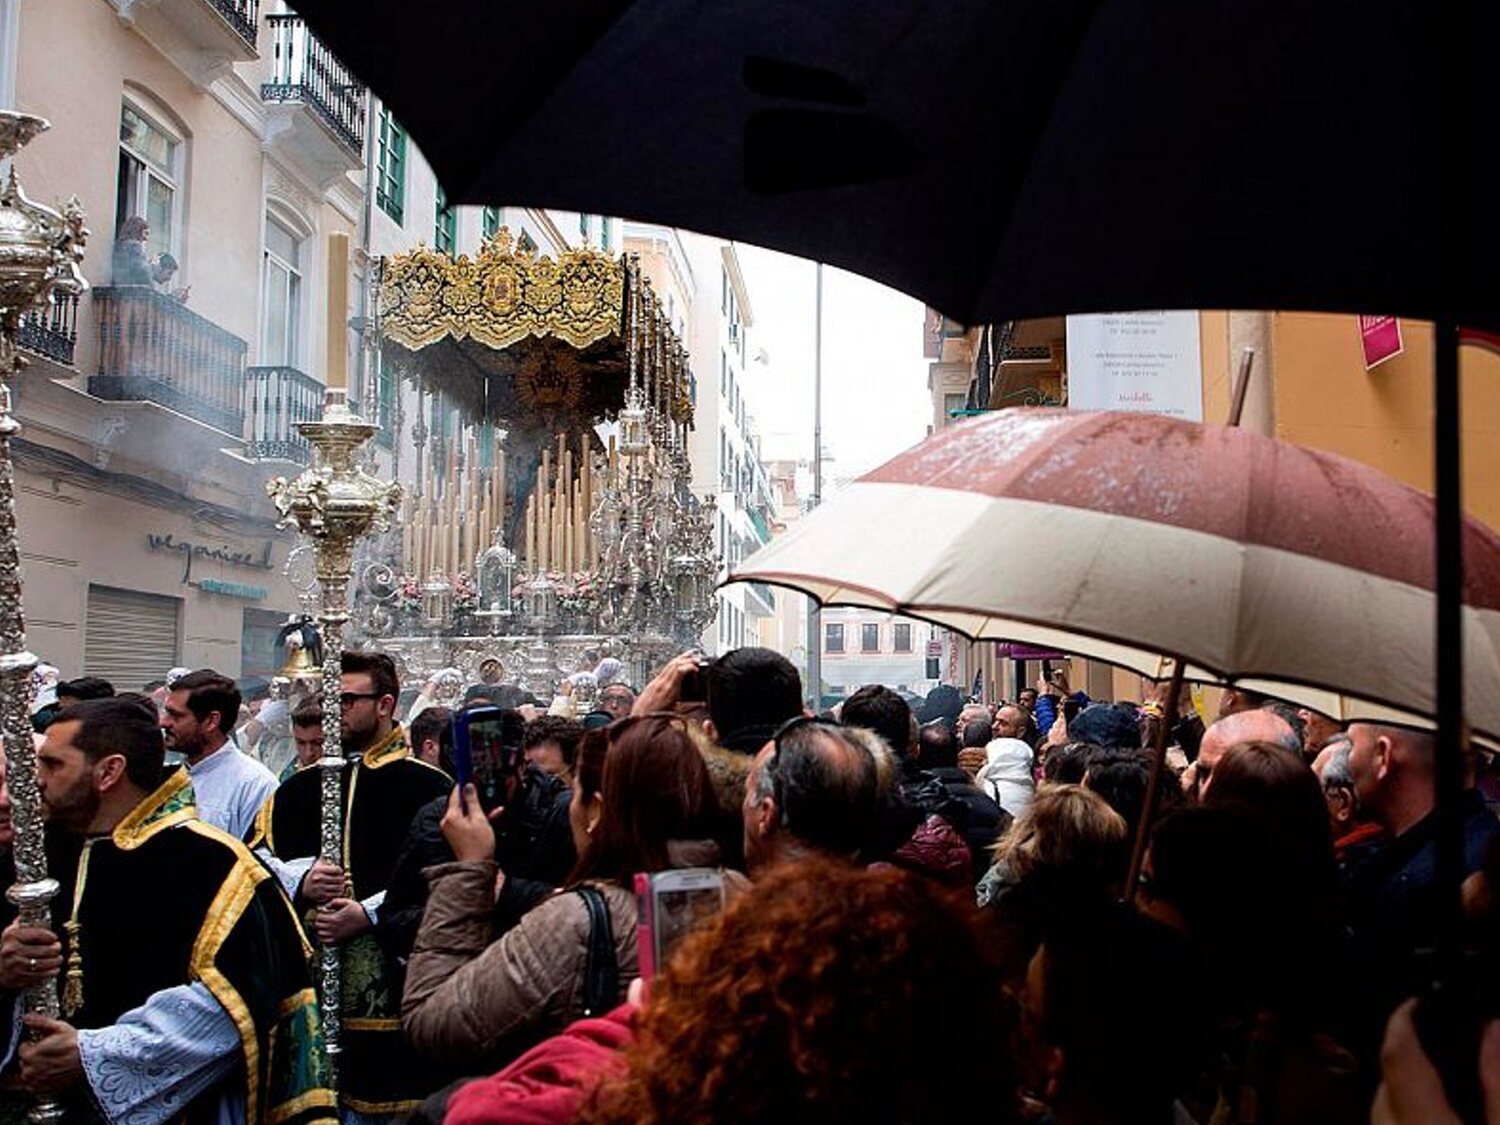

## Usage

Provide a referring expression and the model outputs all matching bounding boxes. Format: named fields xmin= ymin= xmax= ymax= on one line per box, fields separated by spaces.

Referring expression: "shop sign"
xmin=147 ymin=533 xmax=275 ymax=583
xmin=1359 ymin=315 xmax=1403 ymax=370
xmin=1065 ymin=311 xmax=1204 ymax=421
xmin=194 ymin=578 xmax=269 ymax=601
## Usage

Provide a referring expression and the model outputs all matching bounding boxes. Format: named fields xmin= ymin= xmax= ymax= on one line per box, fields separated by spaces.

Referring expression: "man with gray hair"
xmin=741 ymin=719 xmax=880 ymax=875
xmin=1310 ymin=734 xmax=1383 ymax=862
xmin=1182 ymin=706 xmax=1301 ymax=800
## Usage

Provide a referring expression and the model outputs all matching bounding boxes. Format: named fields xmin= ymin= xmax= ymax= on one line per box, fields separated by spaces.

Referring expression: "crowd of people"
xmin=0 ymin=650 xmax=1496 ymax=1125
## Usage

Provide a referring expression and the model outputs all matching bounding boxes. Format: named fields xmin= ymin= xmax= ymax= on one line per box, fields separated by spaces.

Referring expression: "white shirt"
xmin=2 ymin=983 xmax=244 ymax=1125
xmin=186 ymin=743 xmax=278 ymax=841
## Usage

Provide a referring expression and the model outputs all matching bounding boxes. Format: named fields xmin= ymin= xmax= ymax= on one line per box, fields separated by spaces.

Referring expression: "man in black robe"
xmin=0 ymin=694 xmax=334 ymax=1125
xmin=252 ymin=652 xmax=451 ymax=1119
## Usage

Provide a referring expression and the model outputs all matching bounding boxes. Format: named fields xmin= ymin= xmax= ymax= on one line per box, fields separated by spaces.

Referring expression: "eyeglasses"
xmin=339 ymin=691 xmax=382 ymax=708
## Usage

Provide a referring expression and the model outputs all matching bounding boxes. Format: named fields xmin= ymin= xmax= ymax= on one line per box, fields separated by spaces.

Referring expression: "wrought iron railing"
xmin=244 ymin=364 xmax=322 ymax=464
xmin=90 ymin=286 xmax=248 ymax=436
xmin=261 ymin=14 xmax=366 ymax=155
xmin=211 ymin=0 xmax=259 ymax=49
xmin=17 ymin=290 xmax=79 ymax=366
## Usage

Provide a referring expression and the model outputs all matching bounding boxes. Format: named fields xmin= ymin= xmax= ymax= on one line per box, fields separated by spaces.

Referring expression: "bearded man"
xmin=252 ymin=651 xmax=450 ymax=1120
xmin=0 ymin=694 xmax=332 ymax=1125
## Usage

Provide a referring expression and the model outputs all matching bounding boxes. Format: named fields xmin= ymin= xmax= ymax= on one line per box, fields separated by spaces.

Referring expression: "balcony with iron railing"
xmin=243 ymin=364 xmax=322 ymax=464
xmin=261 ymin=14 xmax=366 ymax=176
xmin=17 ymin=291 xmax=79 ymax=367
xmin=108 ymin=0 xmax=258 ymax=84
xmin=90 ymin=287 xmax=248 ymax=436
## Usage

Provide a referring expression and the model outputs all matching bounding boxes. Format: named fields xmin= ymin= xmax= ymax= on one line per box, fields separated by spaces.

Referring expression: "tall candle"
xmin=325 ymin=232 xmax=350 ymax=390
xmin=525 ymin=494 xmax=535 ymax=572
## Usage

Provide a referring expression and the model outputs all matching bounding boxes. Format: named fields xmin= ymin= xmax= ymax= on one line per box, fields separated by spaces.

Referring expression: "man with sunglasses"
xmin=252 ymin=651 xmax=451 ymax=1120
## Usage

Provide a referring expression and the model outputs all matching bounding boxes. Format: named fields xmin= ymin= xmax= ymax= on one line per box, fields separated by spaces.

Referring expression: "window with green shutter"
xmin=482 ymin=206 xmax=501 ymax=241
xmin=376 ymin=108 xmax=406 ymax=223
xmin=434 ymin=185 xmax=455 ymax=254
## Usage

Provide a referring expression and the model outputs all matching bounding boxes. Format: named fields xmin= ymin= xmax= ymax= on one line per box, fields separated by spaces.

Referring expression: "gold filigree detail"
xmin=380 ymin=230 xmax=625 ymax=353
xmin=515 ymin=342 xmax=585 ymax=412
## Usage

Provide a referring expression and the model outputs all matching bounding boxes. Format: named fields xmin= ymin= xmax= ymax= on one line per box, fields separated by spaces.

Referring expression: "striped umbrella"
xmin=729 ymin=409 xmax=1500 ymax=743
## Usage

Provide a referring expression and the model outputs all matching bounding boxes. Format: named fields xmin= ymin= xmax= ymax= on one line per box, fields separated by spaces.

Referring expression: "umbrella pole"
xmin=1226 ymin=348 xmax=1255 ymax=427
xmin=1124 ymin=659 xmax=1185 ymax=902
xmin=1433 ymin=317 xmax=1464 ymax=966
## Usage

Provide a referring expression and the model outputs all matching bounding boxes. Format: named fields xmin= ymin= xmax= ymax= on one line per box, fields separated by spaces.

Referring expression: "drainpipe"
xmin=353 ymin=87 xmax=376 ymax=416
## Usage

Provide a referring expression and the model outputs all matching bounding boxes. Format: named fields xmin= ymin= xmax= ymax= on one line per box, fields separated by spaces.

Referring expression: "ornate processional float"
xmin=347 ymin=230 xmax=718 ymax=693
xmin=0 ymin=111 xmax=88 ymax=1125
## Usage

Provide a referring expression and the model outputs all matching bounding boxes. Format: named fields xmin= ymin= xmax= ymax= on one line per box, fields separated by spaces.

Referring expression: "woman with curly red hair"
xmin=574 ymin=856 xmax=1017 ymax=1125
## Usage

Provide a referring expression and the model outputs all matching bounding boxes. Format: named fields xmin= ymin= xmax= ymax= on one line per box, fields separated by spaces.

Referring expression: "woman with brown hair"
xmin=402 ymin=714 xmax=723 ymax=1070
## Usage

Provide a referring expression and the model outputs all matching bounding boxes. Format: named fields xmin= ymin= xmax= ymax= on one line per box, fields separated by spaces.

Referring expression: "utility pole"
xmin=805 ymin=263 xmax=823 ymax=707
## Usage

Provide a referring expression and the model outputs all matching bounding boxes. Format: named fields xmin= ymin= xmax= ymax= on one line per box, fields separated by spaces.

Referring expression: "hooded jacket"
xmin=976 ymin=738 xmax=1036 ymax=819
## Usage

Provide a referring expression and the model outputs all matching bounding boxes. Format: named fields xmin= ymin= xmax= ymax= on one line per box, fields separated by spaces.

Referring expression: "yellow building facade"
xmin=932 ymin=308 xmax=1500 ymax=704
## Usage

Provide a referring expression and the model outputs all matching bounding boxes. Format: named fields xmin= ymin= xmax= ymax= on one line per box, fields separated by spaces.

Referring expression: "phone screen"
xmin=452 ymin=707 xmax=518 ymax=812
xmin=635 ymin=870 xmax=725 ymax=980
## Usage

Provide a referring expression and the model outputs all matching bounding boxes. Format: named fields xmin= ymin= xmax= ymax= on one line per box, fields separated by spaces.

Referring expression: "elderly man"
xmin=955 ymin=703 xmax=990 ymax=742
xmin=742 ymin=720 xmax=879 ymax=874
xmin=1310 ymin=735 xmax=1384 ymax=863
xmin=1182 ymin=707 xmax=1300 ymax=800
xmin=595 ymin=682 xmax=636 ymax=723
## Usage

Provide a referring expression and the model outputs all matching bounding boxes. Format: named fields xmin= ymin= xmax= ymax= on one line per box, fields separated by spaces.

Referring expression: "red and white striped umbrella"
xmin=729 ymin=409 xmax=1500 ymax=742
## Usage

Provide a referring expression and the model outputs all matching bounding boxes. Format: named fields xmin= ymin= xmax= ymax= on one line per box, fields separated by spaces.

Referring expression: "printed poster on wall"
xmin=1358 ymin=315 xmax=1403 ymax=370
xmin=1065 ymin=311 xmax=1204 ymax=421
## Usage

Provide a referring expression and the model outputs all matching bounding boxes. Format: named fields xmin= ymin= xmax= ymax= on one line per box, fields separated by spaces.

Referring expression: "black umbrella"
xmin=290 ymin=0 xmax=1486 ymax=973
xmin=289 ymin=0 xmax=1500 ymax=328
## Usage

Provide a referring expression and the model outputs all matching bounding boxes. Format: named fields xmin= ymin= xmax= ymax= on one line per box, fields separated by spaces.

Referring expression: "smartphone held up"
xmin=635 ymin=867 xmax=727 ymax=981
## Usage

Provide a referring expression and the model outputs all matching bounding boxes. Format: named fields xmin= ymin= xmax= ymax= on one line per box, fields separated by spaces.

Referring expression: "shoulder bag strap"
xmin=575 ymin=885 xmax=619 ymax=1017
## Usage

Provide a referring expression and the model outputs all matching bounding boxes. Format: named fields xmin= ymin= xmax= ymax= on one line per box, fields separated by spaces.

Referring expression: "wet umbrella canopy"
xmin=729 ymin=408 xmax=1500 ymax=744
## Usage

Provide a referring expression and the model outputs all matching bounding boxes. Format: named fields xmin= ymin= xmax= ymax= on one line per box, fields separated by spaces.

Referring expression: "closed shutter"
xmin=84 ymin=585 xmax=180 ymax=692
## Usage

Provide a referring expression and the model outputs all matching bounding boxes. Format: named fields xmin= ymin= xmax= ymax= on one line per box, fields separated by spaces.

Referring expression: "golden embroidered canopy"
xmin=377 ymin=229 xmax=692 ymax=431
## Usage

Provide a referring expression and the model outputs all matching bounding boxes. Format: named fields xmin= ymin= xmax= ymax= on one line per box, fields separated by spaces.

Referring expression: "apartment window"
xmin=260 ymin=215 xmax=303 ymax=366
xmin=861 ymin=623 xmax=880 ymax=652
xmin=434 ymin=186 xmax=456 ymax=254
xmin=826 ymin=623 xmax=844 ymax=653
xmin=116 ymin=102 xmax=181 ymax=266
xmin=894 ymin=623 xmax=913 ymax=652
xmin=482 ymin=206 xmax=501 ymax=241
xmin=376 ymin=108 xmax=406 ymax=222
xmin=376 ymin=348 xmax=396 ymax=434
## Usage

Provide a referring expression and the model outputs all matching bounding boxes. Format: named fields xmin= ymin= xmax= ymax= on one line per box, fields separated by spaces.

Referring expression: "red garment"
xmin=888 ymin=813 xmax=973 ymax=886
xmin=1333 ymin=821 xmax=1384 ymax=859
xmin=444 ymin=1004 xmax=638 ymax=1125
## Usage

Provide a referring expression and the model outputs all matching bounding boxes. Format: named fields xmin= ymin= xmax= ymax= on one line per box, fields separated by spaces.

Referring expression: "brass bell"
xmin=279 ymin=643 xmax=322 ymax=681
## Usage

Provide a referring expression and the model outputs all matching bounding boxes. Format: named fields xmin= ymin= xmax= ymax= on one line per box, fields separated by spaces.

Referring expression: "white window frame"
xmin=117 ymin=97 xmax=184 ymax=266
xmin=260 ymin=208 xmax=308 ymax=367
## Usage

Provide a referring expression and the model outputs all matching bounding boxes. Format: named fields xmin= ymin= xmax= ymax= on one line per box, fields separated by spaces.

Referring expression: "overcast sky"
xmin=734 ymin=244 xmax=931 ymax=484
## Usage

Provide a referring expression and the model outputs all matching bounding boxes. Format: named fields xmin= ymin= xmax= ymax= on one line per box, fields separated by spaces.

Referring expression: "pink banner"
xmin=1359 ymin=315 xmax=1403 ymax=369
